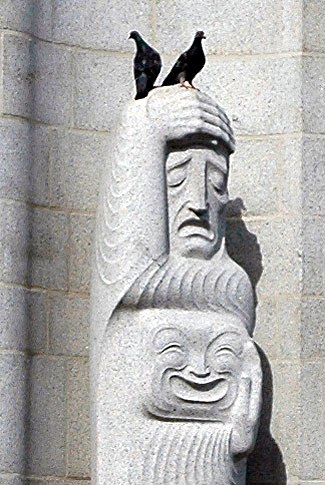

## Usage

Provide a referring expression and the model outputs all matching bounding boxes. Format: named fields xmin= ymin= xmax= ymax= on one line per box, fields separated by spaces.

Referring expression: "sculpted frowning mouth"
xmin=178 ymin=218 xmax=215 ymax=241
xmin=170 ymin=375 xmax=229 ymax=403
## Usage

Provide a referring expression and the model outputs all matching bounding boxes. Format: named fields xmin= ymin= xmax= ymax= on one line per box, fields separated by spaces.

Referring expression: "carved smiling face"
xmin=166 ymin=145 xmax=229 ymax=260
xmin=143 ymin=309 xmax=250 ymax=421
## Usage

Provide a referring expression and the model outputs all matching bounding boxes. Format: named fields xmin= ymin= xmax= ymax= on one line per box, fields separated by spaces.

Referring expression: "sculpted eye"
xmin=167 ymin=167 xmax=187 ymax=188
xmin=159 ymin=343 xmax=184 ymax=354
xmin=215 ymin=345 xmax=237 ymax=357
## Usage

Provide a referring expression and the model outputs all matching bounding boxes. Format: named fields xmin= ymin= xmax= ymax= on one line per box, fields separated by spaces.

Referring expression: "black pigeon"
xmin=162 ymin=31 xmax=206 ymax=89
xmin=129 ymin=31 xmax=162 ymax=100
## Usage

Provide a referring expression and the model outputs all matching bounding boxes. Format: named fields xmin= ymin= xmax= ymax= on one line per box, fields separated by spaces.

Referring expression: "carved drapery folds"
xmin=91 ymin=86 xmax=262 ymax=484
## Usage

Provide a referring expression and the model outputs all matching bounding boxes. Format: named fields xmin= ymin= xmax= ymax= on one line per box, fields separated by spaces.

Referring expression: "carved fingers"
xmin=145 ymin=86 xmax=235 ymax=152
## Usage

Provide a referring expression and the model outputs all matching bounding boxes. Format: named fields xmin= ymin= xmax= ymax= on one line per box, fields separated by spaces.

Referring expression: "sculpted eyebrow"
xmin=207 ymin=154 xmax=228 ymax=174
xmin=167 ymin=155 xmax=191 ymax=171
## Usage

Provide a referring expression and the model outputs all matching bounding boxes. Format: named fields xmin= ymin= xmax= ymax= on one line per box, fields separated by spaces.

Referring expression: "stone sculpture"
xmin=91 ymin=86 xmax=262 ymax=484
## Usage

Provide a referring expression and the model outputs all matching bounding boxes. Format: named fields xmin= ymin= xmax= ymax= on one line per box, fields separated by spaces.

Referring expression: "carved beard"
xmin=128 ymin=422 xmax=239 ymax=485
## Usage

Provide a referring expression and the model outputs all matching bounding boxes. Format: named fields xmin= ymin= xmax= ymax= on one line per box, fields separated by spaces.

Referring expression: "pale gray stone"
xmin=228 ymin=138 xmax=278 ymax=215
xmin=302 ymin=137 xmax=325 ymax=215
xmin=3 ymin=34 xmax=72 ymax=124
xmin=73 ymin=52 xmax=133 ymax=130
xmin=302 ymin=217 xmax=324 ymax=295
xmin=69 ymin=214 xmax=95 ymax=292
xmin=29 ymin=208 xmax=69 ymax=289
xmin=0 ymin=354 xmax=28 ymax=474
xmin=49 ymin=294 xmax=89 ymax=356
xmin=50 ymin=129 xmax=111 ymax=210
xmin=26 ymin=356 xmax=66 ymax=475
xmin=300 ymin=362 xmax=324 ymax=479
xmin=0 ymin=0 xmax=52 ymax=39
xmin=254 ymin=299 xmax=278 ymax=358
xmin=0 ymin=118 xmax=50 ymax=205
xmin=277 ymin=297 xmax=301 ymax=358
xmin=66 ymin=359 xmax=91 ymax=477
xmin=195 ymin=56 xmax=301 ymax=135
xmin=303 ymin=0 xmax=325 ymax=53
xmin=0 ymin=287 xmax=47 ymax=352
xmin=281 ymin=135 xmax=302 ymax=213
xmin=91 ymin=88 xmax=260 ymax=484
xmin=301 ymin=299 xmax=325 ymax=357
xmin=156 ymin=0 xmax=301 ymax=55
xmin=0 ymin=201 xmax=31 ymax=284
xmin=52 ymin=0 xmax=151 ymax=51
xmin=302 ymin=56 xmax=325 ymax=134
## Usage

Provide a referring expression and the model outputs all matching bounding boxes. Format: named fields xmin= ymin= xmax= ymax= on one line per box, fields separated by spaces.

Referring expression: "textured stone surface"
xmin=73 ymin=52 xmax=133 ymax=130
xmin=3 ymin=34 xmax=72 ymax=124
xmin=302 ymin=57 xmax=325 ymax=134
xmin=195 ymin=56 xmax=301 ymax=136
xmin=52 ymin=0 xmax=151 ymax=51
xmin=302 ymin=137 xmax=325 ymax=215
xmin=281 ymin=135 xmax=302 ymax=213
xmin=49 ymin=294 xmax=89 ymax=356
xmin=0 ymin=0 xmax=52 ymax=39
xmin=303 ymin=0 xmax=325 ymax=52
xmin=69 ymin=214 xmax=95 ymax=292
xmin=26 ymin=356 xmax=66 ymax=475
xmin=228 ymin=138 xmax=278 ymax=215
xmin=301 ymin=299 xmax=325 ymax=357
xmin=0 ymin=118 xmax=50 ymax=205
xmin=0 ymin=201 xmax=30 ymax=284
xmin=50 ymin=130 xmax=110 ymax=210
xmin=302 ymin=217 xmax=324 ymax=295
xmin=156 ymin=0 xmax=301 ymax=54
xmin=300 ymin=362 xmax=324 ymax=479
xmin=0 ymin=354 xmax=28 ymax=473
xmin=0 ymin=287 xmax=47 ymax=352
xmin=66 ymin=359 xmax=91 ymax=477
xmin=29 ymin=209 xmax=69 ymax=289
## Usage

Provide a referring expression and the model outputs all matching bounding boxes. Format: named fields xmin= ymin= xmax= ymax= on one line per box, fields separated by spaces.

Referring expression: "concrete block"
xmin=0 ymin=201 xmax=30 ymax=284
xmin=24 ymin=481 xmax=91 ymax=485
xmin=66 ymin=359 xmax=91 ymax=477
xmin=156 ymin=0 xmax=301 ymax=55
xmin=300 ymin=362 xmax=324 ymax=479
xmin=0 ymin=354 xmax=28 ymax=473
xmin=281 ymin=135 xmax=302 ymax=213
xmin=73 ymin=52 xmax=133 ymax=130
xmin=52 ymin=0 xmax=151 ymax=51
xmin=0 ymin=0 xmax=52 ymax=39
xmin=271 ymin=362 xmax=300 ymax=478
xmin=3 ymin=34 xmax=72 ymax=125
xmin=301 ymin=298 xmax=325 ymax=358
xmin=302 ymin=56 xmax=325 ymax=134
xmin=277 ymin=297 xmax=301 ymax=358
xmin=0 ymin=476 xmax=24 ymax=485
xmin=228 ymin=137 xmax=279 ymax=216
xmin=195 ymin=56 xmax=301 ymax=135
xmin=0 ymin=287 xmax=47 ymax=352
xmin=26 ymin=356 xmax=66 ymax=475
xmin=49 ymin=294 xmax=89 ymax=356
xmin=254 ymin=298 xmax=279 ymax=359
xmin=226 ymin=218 xmax=301 ymax=298
xmin=302 ymin=217 xmax=324 ymax=295
xmin=0 ymin=118 xmax=50 ymax=205
xmin=29 ymin=208 xmax=69 ymax=289
xmin=303 ymin=0 xmax=325 ymax=53
xmin=69 ymin=214 xmax=95 ymax=292
xmin=302 ymin=137 xmax=325 ymax=215
xmin=50 ymin=129 xmax=110 ymax=210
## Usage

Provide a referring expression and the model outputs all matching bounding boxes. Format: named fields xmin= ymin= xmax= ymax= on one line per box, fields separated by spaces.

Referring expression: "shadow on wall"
xmin=225 ymin=198 xmax=287 ymax=485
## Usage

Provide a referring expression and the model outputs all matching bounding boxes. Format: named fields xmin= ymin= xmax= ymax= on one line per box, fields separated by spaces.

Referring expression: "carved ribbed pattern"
xmin=123 ymin=250 xmax=255 ymax=334
xmin=137 ymin=423 xmax=235 ymax=484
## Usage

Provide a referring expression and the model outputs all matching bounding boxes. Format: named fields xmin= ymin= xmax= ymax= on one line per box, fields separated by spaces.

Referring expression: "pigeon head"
xmin=195 ymin=31 xmax=206 ymax=40
xmin=129 ymin=30 xmax=141 ymax=40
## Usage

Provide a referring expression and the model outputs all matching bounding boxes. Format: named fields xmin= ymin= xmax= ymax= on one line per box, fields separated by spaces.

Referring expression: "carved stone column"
xmin=91 ymin=86 xmax=262 ymax=484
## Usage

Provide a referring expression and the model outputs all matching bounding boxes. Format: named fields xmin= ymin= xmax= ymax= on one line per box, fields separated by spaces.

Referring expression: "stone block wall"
xmin=0 ymin=1 xmax=324 ymax=484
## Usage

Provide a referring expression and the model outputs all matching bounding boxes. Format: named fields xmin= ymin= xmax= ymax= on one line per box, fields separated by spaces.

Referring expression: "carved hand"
xmin=145 ymin=86 xmax=235 ymax=152
xmin=229 ymin=345 xmax=262 ymax=456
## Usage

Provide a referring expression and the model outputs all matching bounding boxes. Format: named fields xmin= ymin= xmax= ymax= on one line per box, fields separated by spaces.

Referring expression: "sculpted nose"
xmin=190 ymin=368 xmax=211 ymax=378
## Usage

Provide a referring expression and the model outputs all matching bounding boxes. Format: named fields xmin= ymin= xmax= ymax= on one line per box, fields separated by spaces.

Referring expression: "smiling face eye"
xmin=152 ymin=327 xmax=188 ymax=368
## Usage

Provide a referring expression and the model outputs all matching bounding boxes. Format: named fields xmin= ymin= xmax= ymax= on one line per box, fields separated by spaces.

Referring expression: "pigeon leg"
xmin=189 ymin=82 xmax=200 ymax=91
xmin=180 ymin=81 xmax=191 ymax=89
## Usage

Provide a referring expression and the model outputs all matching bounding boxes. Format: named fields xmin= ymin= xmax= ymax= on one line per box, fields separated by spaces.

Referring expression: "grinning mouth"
xmin=178 ymin=218 xmax=215 ymax=241
xmin=170 ymin=375 xmax=228 ymax=403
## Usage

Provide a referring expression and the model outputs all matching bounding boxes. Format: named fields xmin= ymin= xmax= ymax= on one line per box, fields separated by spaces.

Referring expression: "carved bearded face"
xmin=142 ymin=309 xmax=254 ymax=421
xmin=166 ymin=144 xmax=229 ymax=260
